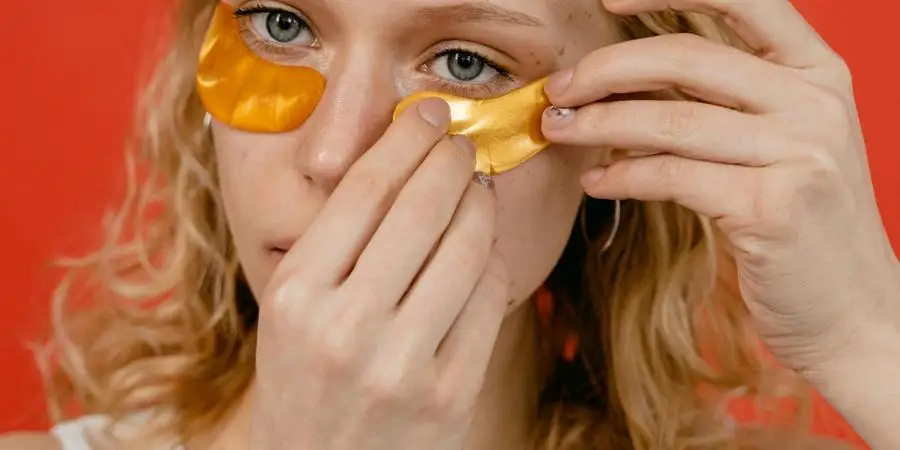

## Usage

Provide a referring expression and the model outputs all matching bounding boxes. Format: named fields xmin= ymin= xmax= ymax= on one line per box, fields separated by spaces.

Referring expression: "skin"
xmin=2 ymin=0 xmax=898 ymax=449
xmin=220 ymin=0 xmax=613 ymax=448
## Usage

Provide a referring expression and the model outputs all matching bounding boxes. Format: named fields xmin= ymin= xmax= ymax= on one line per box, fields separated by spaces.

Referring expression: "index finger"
xmin=274 ymin=98 xmax=452 ymax=286
xmin=603 ymin=0 xmax=836 ymax=68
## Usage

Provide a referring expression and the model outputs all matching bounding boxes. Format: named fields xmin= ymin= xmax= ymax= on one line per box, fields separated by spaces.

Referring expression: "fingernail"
xmin=545 ymin=68 xmax=573 ymax=96
xmin=450 ymin=134 xmax=475 ymax=156
xmin=417 ymin=98 xmax=450 ymax=128
xmin=473 ymin=171 xmax=494 ymax=189
xmin=542 ymin=106 xmax=575 ymax=129
xmin=581 ymin=167 xmax=606 ymax=186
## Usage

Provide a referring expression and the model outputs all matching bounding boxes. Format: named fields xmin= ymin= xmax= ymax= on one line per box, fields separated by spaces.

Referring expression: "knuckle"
xmin=812 ymin=92 xmax=851 ymax=129
xmin=312 ymin=328 xmax=359 ymax=377
xmin=478 ymin=257 xmax=510 ymax=304
xmin=443 ymin=189 xmax=495 ymax=258
xmin=435 ymin=136 xmax=476 ymax=173
xmin=828 ymin=55 xmax=854 ymax=88
xmin=263 ymin=278 xmax=295 ymax=316
xmin=261 ymin=277 xmax=312 ymax=333
xmin=798 ymin=150 xmax=843 ymax=194
xmin=360 ymin=365 xmax=411 ymax=406
xmin=480 ymin=274 xmax=510 ymax=307
xmin=572 ymin=50 xmax=606 ymax=86
xmin=422 ymin=384 xmax=471 ymax=419
xmin=449 ymin=232 xmax=491 ymax=269
xmin=803 ymin=149 xmax=841 ymax=179
xmin=654 ymin=154 xmax=688 ymax=183
xmin=747 ymin=153 xmax=840 ymax=239
xmin=464 ymin=185 xmax=497 ymax=227
xmin=404 ymin=186 xmax=449 ymax=229
xmin=347 ymin=165 xmax=397 ymax=207
xmin=670 ymin=32 xmax=706 ymax=49
xmin=664 ymin=34 xmax=705 ymax=70
xmin=580 ymin=45 xmax=618 ymax=72
xmin=657 ymin=102 xmax=697 ymax=141
xmin=574 ymin=103 xmax=612 ymax=135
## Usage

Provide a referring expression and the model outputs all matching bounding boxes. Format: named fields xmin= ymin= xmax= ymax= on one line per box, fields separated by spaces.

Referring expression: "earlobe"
xmin=196 ymin=2 xmax=326 ymax=133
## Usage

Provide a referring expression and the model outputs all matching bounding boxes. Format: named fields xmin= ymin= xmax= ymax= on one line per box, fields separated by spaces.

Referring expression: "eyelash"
xmin=425 ymin=47 xmax=514 ymax=97
xmin=232 ymin=4 xmax=518 ymax=97
xmin=234 ymin=4 xmax=317 ymax=55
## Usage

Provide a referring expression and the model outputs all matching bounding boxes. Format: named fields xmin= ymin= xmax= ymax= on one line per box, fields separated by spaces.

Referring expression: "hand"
xmin=541 ymin=0 xmax=898 ymax=374
xmin=250 ymin=99 xmax=508 ymax=450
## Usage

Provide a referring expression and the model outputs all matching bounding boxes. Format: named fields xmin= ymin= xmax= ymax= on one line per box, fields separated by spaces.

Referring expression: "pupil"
xmin=456 ymin=53 xmax=476 ymax=69
xmin=266 ymin=12 xmax=301 ymax=42
xmin=448 ymin=52 xmax=484 ymax=81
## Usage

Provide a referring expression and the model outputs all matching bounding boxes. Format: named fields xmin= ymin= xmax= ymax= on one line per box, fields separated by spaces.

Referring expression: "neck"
xmin=465 ymin=302 xmax=543 ymax=449
xmin=195 ymin=303 xmax=543 ymax=450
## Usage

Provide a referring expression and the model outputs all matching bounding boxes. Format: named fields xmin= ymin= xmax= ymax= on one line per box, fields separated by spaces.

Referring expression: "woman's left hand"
xmin=542 ymin=0 xmax=898 ymax=387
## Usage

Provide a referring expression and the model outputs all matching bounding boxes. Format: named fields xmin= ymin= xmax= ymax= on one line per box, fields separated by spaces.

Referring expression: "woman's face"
xmin=213 ymin=0 xmax=620 ymax=305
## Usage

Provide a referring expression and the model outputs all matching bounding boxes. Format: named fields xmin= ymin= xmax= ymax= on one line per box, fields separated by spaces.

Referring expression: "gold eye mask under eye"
xmin=196 ymin=2 xmax=326 ymax=133
xmin=393 ymin=78 xmax=551 ymax=175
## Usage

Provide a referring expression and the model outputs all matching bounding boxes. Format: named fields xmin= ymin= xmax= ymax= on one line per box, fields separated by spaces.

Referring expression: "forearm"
xmin=805 ymin=281 xmax=900 ymax=450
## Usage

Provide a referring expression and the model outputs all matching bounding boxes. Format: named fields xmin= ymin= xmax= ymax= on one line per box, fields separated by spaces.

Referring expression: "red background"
xmin=0 ymin=0 xmax=897 ymax=437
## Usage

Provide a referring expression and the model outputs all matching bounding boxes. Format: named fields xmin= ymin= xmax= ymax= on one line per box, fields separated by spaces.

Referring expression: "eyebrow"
xmin=414 ymin=3 xmax=545 ymax=27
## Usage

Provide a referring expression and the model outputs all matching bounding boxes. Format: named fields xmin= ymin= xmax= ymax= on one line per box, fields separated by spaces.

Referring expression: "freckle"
xmin=557 ymin=46 xmax=567 ymax=56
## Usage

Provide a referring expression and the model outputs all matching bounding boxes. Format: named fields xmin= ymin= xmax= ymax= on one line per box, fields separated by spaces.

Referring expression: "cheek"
xmin=213 ymin=127 xmax=321 ymax=296
xmin=213 ymin=131 xmax=596 ymax=303
xmin=215 ymin=129 xmax=268 ymax=243
xmin=493 ymin=145 xmax=588 ymax=305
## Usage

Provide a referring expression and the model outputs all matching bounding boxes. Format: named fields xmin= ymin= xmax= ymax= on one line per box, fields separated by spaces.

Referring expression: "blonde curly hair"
xmin=42 ymin=1 xmax=853 ymax=449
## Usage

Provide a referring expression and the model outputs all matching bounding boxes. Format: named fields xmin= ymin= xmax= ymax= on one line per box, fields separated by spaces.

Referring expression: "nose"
xmin=293 ymin=58 xmax=399 ymax=191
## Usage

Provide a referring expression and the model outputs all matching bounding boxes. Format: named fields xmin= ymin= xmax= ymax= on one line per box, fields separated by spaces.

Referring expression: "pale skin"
xmin=3 ymin=0 xmax=899 ymax=449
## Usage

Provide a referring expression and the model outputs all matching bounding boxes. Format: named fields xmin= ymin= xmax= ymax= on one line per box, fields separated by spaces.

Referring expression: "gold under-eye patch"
xmin=196 ymin=2 xmax=326 ymax=133
xmin=196 ymin=1 xmax=551 ymax=173
xmin=393 ymin=78 xmax=551 ymax=175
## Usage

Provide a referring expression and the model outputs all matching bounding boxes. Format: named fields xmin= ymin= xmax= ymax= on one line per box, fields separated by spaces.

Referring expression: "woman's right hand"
xmin=249 ymin=98 xmax=509 ymax=450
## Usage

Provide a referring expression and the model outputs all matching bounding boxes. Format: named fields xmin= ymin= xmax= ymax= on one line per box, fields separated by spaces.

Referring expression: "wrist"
xmin=799 ymin=279 xmax=900 ymax=449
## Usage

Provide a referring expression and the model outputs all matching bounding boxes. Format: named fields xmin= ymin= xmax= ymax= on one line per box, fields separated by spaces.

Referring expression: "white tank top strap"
xmin=50 ymin=412 xmax=183 ymax=450
xmin=50 ymin=415 xmax=109 ymax=450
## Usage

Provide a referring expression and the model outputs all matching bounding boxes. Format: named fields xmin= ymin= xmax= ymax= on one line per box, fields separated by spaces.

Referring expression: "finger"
xmin=543 ymin=99 xmax=786 ymax=167
xmin=391 ymin=180 xmax=497 ymax=357
xmin=601 ymin=0 xmax=835 ymax=68
xmin=345 ymin=135 xmax=478 ymax=313
xmin=545 ymin=33 xmax=813 ymax=113
xmin=582 ymin=154 xmax=755 ymax=220
xmin=276 ymin=98 xmax=451 ymax=285
xmin=435 ymin=252 xmax=508 ymax=386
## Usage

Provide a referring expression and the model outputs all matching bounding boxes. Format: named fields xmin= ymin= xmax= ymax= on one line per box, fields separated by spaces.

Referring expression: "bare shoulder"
xmin=0 ymin=432 xmax=61 ymax=450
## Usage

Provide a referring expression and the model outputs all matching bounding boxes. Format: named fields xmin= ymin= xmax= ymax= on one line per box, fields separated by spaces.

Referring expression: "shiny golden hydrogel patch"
xmin=196 ymin=2 xmax=326 ymax=133
xmin=393 ymin=78 xmax=552 ymax=175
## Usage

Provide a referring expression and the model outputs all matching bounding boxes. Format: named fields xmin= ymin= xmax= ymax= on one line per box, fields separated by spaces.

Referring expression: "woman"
xmin=2 ymin=0 xmax=898 ymax=448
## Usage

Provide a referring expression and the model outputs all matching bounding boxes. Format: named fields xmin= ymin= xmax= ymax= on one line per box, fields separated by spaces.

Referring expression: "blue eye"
xmin=432 ymin=49 xmax=501 ymax=84
xmin=263 ymin=11 xmax=305 ymax=43
xmin=235 ymin=6 xmax=316 ymax=46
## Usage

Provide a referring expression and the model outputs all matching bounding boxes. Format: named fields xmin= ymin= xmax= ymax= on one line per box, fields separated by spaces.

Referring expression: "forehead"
xmin=220 ymin=0 xmax=620 ymax=68
xmin=296 ymin=0 xmax=616 ymax=34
